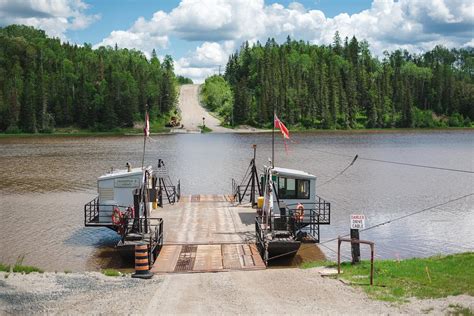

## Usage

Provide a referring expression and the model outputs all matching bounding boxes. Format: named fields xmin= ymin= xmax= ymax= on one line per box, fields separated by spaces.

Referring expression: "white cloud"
xmin=95 ymin=30 xmax=169 ymax=55
xmin=175 ymin=41 xmax=234 ymax=83
xmin=0 ymin=0 xmax=100 ymax=40
xmin=96 ymin=0 xmax=474 ymax=82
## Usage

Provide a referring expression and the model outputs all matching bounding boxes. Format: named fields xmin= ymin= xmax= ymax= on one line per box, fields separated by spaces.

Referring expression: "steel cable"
xmin=267 ymin=192 xmax=474 ymax=261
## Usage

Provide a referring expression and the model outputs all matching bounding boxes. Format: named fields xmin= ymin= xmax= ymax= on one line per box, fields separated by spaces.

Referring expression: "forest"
xmin=203 ymin=34 xmax=474 ymax=129
xmin=0 ymin=25 xmax=178 ymax=133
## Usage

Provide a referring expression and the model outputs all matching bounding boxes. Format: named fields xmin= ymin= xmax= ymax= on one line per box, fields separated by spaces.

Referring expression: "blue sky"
xmin=0 ymin=0 xmax=472 ymax=82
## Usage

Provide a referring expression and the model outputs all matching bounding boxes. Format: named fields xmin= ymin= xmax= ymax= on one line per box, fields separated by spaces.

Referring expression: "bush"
xmin=412 ymin=108 xmax=436 ymax=128
xmin=463 ymin=117 xmax=471 ymax=127
xmin=5 ymin=125 xmax=21 ymax=134
xmin=448 ymin=112 xmax=464 ymax=127
xmin=200 ymin=75 xmax=234 ymax=124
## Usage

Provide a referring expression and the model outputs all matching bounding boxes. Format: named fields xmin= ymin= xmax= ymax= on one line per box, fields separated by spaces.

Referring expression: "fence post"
xmin=337 ymin=236 xmax=341 ymax=275
xmin=350 ymin=228 xmax=361 ymax=264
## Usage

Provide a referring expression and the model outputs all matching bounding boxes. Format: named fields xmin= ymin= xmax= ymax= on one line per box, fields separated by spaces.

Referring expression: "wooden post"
xmin=370 ymin=244 xmax=374 ymax=285
xmin=350 ymin=228 xmax=361 ymax=264
xmin=337 ymin=236 xmax=341 ymax=275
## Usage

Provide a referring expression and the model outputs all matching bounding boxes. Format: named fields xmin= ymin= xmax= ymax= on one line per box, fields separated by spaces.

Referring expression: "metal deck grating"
xmin=152 ymin=244 xmax=265 ymax=273
xmin=174 ymin=245 xmax=197 ymax=272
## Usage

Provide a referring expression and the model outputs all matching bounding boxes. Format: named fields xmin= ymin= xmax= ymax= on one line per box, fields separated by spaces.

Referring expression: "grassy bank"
xmin=0 ymin=262 xmax=43 ymax=274
xmin=302 ymin=252 xmax=474 ymax=302
xmin=0 ymin=125 xmax=170 ymax=138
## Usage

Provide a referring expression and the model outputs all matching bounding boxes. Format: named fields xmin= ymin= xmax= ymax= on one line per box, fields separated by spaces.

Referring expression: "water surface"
xmin=0 ymin=130 xmax=472 ymax=271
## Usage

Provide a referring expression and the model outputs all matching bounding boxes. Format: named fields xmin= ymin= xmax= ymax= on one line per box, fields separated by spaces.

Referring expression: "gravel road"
xmin=1 ymin=270 xmax=472 ymax=315
xmin=177 ymin=84 xmax=263 ymax=133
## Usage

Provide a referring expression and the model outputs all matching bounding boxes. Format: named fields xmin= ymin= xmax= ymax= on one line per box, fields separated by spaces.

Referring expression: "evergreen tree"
xmin=19 ymin=70 xmax=37 ymax=132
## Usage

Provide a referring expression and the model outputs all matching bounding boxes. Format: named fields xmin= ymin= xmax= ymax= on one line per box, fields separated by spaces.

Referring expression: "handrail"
xmin=283 ymin=197 xmax=331 ymax=225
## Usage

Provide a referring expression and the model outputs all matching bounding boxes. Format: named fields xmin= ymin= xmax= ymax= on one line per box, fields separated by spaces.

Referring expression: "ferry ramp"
xmin=150 ymin=195 xmax=265 ymax=273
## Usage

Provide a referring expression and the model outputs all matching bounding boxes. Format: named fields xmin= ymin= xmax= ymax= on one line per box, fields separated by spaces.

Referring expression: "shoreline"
xmin=1 ymin=267 xmax=472 ymax=315
xmin=0 ymin=126 xmax=472 ymax=138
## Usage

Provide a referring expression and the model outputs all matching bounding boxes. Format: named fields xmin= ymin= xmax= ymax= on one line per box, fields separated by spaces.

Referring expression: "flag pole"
xmin=141 ymin=106 xmax=149 ymax=169
xmin=141 ymin=134 xmax=146 ymax=169
xmin=272 ymin=108 xmax=275 ymax=168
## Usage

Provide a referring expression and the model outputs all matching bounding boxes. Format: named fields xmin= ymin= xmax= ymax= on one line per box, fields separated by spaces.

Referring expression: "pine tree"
xmin=19 ymin=70 xmax=37 ymax=132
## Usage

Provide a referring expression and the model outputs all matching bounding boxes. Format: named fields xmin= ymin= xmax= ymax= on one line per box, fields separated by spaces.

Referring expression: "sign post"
xmin=350 ymin=214 xmax=366 ymax=264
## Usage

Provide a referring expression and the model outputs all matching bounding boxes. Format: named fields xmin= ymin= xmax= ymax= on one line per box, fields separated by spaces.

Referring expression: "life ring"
xmin=295 ymin=203 xmax=305 ymax=221
xmin=112 ymin=207 xmax=123 ymax=225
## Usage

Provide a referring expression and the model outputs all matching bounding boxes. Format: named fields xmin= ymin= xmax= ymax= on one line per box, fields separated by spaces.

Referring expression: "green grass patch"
xmin=0 ymin=263 xmax=10 ymax=272
xmin=448 ymin=304 xmax=474 ymax=316
xmin=300 ymin=260 xmax=336 ymax=269
xmin=102 ymin=268 xmax=121 ymax=277
xmin=12 ymin=264 xmax=43 ymax=274
xmin=198 ymin=125 xmax=213 ymax=133
xmin=1 ymin=257 xmax=43 ymax=274
xmin=302 ymin=252 xmax=474 ymax=302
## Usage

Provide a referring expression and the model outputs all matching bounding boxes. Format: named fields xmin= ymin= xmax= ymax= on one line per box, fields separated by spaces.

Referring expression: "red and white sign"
xmin=350 ymin=214 xmax=366 ymax=229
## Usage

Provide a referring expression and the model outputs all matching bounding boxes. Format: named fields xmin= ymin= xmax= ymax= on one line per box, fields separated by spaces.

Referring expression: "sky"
xmin=0 ymin=0 xmax=473 ymax=83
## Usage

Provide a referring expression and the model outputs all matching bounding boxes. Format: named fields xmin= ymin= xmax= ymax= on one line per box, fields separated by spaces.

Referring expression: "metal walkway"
xmin=150 ymin=195 xmax=265 ymax=273
xmin=152 ymin=244 xmax=264 ymax=273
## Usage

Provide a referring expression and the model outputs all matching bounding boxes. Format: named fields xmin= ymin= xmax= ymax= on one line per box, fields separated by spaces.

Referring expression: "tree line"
xmin=223 ymin=34 xmax=474 ymax=129
xmin=0 ymin=25 xmax=178 ymax=133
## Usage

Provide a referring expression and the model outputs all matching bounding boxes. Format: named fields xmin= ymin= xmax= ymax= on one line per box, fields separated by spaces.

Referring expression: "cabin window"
xmin=277 ymin=177 xmax=310 ymax=199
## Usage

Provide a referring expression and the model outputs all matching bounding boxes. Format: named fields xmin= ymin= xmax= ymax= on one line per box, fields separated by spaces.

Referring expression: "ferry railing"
xmin=176 ymin=179 xmax=181 ymax=201
xmin=231 ymin=178 xmax=238 ymax=202
xmin=122 ymin=217 xmax=163 ymax=265
xmin=84 ymin=196 xmax=99 ymax=225
xmin=260 ymin=203 xmax=330 ymax=243
xmin=84 ymin=197 xmax=131 ymax=228
xmin=255 ymin=217 xmax=269 ymax=264
xmin=284 ymin=196 xmax=331 ymax=225
xmin=157 ymin=184 xmax=178 ymax=206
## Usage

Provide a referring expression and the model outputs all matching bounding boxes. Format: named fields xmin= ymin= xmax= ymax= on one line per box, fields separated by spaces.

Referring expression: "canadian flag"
xmin=274 ymin=114 xmax=290 ymax=139
xmin=144 ymin=111 xmax=150 ymax=137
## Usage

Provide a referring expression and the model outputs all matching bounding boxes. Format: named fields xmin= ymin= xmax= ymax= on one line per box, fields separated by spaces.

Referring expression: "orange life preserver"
xmin=296 ymin=203 xmax=305 ymax=221
xmin=112 ymin=207 xmax=123 ymax=225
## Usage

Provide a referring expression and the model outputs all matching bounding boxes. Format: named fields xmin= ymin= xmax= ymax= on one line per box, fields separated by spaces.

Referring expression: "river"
xmin=0 ymin=130 xmax=473 ymax=271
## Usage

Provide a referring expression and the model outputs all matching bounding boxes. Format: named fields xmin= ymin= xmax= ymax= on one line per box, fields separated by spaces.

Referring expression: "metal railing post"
xmin=338 ymin=237 xmax=375 ymax=286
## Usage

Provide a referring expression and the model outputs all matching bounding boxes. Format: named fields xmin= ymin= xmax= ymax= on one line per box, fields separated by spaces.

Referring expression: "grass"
xmin=300 ymin=260 xmax=335 ymax=269
xmin=0 ymin=263 xmax=10 ymax=272
xmin=198 ymin=125 xmax=213 ymax=133
xmin=448 ymin=304 xmax=474 ymax=316
xmin=302 ymin=252 xmax=474 ymax=302
xmin=0 ymin=263 xmax=43 ymax=274
xmin=102 ymin=268 xmax=121 ymax=277
xmin=12 ymin=264 xmax=43 ymax=274
xmin=1 ymin=256 xmax=44 ymax=274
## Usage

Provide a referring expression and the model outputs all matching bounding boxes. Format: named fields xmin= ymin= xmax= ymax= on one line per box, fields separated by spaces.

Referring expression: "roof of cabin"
xmin=272 ymin=167 xmax=316 ymax=179
xmin=98 ymin=166 xmax=150 ymax=180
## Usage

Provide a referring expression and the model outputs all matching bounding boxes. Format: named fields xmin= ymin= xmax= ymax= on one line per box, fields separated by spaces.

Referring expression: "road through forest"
xmin=177 ymin=84 xmax=229 ymax=133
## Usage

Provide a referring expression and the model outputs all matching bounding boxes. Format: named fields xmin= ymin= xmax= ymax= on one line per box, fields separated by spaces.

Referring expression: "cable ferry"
xmin=255 ymin=164 xmax=331 ymax=264
xmin=233 ymin=145 xmax=331 ymax=265
xmin=83 ymin=160 xmax=180 ymax=265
